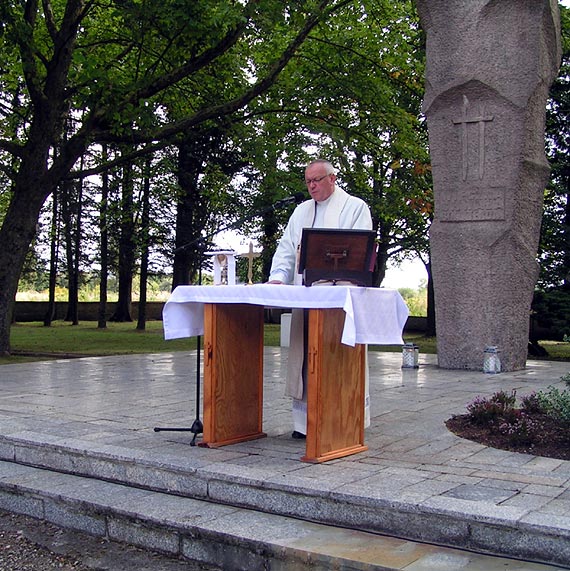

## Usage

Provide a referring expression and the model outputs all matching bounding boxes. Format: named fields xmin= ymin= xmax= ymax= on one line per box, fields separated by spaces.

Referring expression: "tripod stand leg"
xmin=153 ymin=336 xmax=203 ymax=445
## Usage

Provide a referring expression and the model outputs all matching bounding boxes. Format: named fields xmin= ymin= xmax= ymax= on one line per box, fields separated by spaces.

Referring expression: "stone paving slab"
xmin=0 ymin=349 xmax=569 ymax=567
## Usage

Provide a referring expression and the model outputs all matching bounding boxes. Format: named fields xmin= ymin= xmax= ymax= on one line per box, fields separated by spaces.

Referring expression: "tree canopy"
xmin=1 ymin=0 xmax=567 ymax=356
xmin=0 ymin=0 xmax=346 ymax=353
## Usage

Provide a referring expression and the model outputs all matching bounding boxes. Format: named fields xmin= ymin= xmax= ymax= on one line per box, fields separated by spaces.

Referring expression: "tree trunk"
xmin=0 ymin=0 xmax=85 ymax=352
xmin=61 ymin=176 xmax=81 ymax=325
xmin=110 ymin=159 xmax=135 ymax=322
xmin=98 ymin=146 xmax=109 ymax=329
xmin=259 ymin=149 xmax=280 ymax=281
xmin=172 ymin=137 xmax=209 ymax=289
xmin=374 ymin=238 xmax=389 ymax=287
xmin=72 ymin=171 xmax=84 ymax=325
xmin=562 ymin=182 xmax=570 ymax=292
xmin=44 ymin=187 xmax=60 ymax=327
xmin=0 ymin=177 xmax=53 ymax=354
xmin=137 ymin=157 xmax=152 ymax=331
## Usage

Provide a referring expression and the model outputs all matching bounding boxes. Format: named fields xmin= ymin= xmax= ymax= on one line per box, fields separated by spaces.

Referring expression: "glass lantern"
xmin=402 ymin=343 xmax=419 ymax=369
xmin=483 ymin=346 xmax=501 ymax=374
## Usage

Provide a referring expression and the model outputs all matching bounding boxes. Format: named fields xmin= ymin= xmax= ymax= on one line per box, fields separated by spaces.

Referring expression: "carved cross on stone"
xmin=453 ymin=95 xmax=494 ymax=181
xmin=239 ymin=242 xmax=261 ymax=285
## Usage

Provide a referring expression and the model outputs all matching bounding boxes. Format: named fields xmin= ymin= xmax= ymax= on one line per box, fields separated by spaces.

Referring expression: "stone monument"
xmin=415 ymin=0 xmax=561 ymax=370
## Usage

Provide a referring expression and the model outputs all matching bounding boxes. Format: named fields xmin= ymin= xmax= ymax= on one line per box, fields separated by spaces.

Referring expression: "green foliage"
xmin=537 ymin=386 xmax=570 ymax=424
xmin=540 ymin=4 xmax=570 ymax=289
xmin=463 ymin=385 xmax=570 ymax=449
xmin=462 ymin=387 xmax=570 ymax=448
xmin=531 ymin=288 xmax=570 ymax=340
xmin=397 ymin=285 xmax=427 ymax=316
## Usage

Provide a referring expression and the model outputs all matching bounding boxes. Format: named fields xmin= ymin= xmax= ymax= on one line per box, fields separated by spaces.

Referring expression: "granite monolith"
xmin=415 ymin=0 xmax=561 ymax=370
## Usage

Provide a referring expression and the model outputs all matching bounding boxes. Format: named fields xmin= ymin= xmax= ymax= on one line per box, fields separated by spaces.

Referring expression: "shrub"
xmin=537 ymin=386 xmax=570 ymax=424
xmin=498 ymin=411 xmax=543 ymax=446
xmin=490 ymin=389 xmax=517 ymax=409
xmin=520 ymin=391 xmax=545 ymax=414
xmin=466 ymin=390 xmax=516 ymax=425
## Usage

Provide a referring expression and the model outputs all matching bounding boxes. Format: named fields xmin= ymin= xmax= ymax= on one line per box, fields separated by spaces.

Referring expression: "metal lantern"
xmin=483 ymin=346 xmax=501 ymax=374
xmin=402 ymin=343 xmax=419 ymax=369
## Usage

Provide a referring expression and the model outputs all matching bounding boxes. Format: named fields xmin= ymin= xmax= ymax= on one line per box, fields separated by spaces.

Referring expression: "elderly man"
xmin=268 ymin=159 xmax=373 ymax=438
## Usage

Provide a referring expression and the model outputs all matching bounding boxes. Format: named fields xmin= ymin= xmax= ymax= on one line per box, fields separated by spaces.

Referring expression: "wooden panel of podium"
xmin=200 ymin=303 xmax=367 ymax=462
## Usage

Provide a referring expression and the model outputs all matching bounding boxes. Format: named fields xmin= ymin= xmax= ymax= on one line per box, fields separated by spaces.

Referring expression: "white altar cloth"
xmin=163 ymin=284 xmax=409 ymax=347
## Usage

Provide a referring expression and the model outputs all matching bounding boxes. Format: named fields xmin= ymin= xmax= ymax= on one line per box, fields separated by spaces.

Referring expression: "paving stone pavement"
xmin=0 ymin=349 xmax=569 ymax=569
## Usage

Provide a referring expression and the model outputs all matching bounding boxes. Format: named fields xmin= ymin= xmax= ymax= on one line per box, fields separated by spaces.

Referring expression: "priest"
xmin=268 ymin=158 xmax=373 ymax=438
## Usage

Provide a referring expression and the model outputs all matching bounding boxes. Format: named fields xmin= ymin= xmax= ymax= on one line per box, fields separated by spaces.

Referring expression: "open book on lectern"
xmin=298 ymin=228 xmax=377 ymax=287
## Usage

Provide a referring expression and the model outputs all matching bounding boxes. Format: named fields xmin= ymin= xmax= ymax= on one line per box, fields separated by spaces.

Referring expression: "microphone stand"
xmin=154 ymin=242 xmax=208 ymax=446
xmin=154 ymin=193 xmax=304 ymax=446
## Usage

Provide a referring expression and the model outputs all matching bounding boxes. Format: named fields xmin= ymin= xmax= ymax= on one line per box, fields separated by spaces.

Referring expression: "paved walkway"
xmin=0 ymin=349 xmax=569 ymax=569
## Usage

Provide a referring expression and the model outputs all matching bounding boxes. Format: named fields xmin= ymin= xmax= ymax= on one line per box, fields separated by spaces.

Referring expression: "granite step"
xmin=1 ymin=431 xmax=570 ymax=569
xmin=0 ymin=459 xmax=566 ymax=571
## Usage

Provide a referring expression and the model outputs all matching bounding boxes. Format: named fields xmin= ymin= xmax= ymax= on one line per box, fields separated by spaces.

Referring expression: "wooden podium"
xmin=202 ymin=303 xmax=265 ymax=446
xmin=200 ymin=302 xmax=367 ymax=462
xmin=304 ymin=308 xmax=367 ymax=462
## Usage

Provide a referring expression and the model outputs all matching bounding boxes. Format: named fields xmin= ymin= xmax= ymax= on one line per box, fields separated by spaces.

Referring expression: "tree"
xmin=136 ymin=156 xmax=152 ymax=330
xmin=540 ymin=5 xmax=570 ymax=290
xmin=110 ymin=152 xmax=137 ymax=322
xmin=0 ymin=0 xmax=339 ymax=354
xmin=531 ymin=5 xmax=570 ymax=342
xmin=236 ymin=1 xmax=432 ymax=289
xmin=98 ymin=145 xmax=110 ymax=329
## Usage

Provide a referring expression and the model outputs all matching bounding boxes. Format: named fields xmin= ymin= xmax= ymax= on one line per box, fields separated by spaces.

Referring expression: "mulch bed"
xmin=446 ymin=413 xmax=570 ymax=461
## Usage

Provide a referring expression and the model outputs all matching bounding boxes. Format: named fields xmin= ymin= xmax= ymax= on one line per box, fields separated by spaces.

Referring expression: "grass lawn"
xmin=1 ymin=320 xmax=569 ymax=364
xmin=5 ymin=320 xmax=196 ymax=363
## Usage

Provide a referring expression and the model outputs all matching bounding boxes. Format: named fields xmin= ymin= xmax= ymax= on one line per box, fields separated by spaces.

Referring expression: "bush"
xmin=520 ymin=391 xmax=545 ymax=414
xmin=458 ymin=388 xmax=569 ymax=454
xmin=537 ymin=386 xmax=570 ymax=424
xmin=466 ymin=390 xmax=516 ymax=425
xmin=498 ymin=411 xmax=543 ymax=446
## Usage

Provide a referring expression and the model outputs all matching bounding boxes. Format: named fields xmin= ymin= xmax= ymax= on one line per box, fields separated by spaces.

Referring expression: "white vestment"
xmin=268 ymin=187 xmax=373 ymax=434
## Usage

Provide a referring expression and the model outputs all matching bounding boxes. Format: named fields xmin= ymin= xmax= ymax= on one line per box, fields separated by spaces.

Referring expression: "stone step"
xmin=1 ymin=431 xmax=570 ymax=569
xmin=0 ymin=459 xmax=566 ymax=571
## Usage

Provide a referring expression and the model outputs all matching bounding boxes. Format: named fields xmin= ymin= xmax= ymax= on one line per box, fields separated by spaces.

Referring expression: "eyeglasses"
xmin=305 ymin=174 xmax=330 ymax=185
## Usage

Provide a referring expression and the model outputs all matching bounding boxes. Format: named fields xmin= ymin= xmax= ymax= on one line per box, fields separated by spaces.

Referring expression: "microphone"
xmin=273 ymin=192 xmax=305 ymax=208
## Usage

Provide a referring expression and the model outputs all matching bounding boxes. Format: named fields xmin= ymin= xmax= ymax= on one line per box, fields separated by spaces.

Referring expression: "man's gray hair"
xmin=306 ymin=159 xmax=336 ymax=175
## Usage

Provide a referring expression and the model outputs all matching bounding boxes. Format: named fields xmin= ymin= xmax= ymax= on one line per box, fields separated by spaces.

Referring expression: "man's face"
xmin=304 ymin=164 xmax=336 ymax=202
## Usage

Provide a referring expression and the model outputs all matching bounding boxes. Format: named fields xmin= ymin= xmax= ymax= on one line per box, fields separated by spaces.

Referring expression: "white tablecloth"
xmin=163 ymin=284 xmax=409 ymax=347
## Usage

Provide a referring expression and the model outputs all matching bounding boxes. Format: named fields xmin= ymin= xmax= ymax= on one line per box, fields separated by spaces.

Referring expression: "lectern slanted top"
xmin=298 ymin=228 xmax=376 ymax=286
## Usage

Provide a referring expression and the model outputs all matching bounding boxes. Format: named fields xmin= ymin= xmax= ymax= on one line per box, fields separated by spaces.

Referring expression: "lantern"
xmin=483 ymin=346 xmax=501 ymax=374
xmin=402 ymin=343 xmax=419 ymax=369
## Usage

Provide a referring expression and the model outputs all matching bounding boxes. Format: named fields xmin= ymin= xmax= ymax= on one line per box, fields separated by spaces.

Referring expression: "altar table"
xmin=163 ymin=284 xmax=408 ymax=462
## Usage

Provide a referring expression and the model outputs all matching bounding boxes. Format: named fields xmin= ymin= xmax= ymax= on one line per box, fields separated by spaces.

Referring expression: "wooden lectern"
xmin=304 ymin=307 xmax=367 ymax=462
xmin=299 ymin=228 xmax=376 ymax=287
xmin=200 ymin=303 xmax=367 ymax=462
xmin=202 ymin=303 xmax=265 ymax=446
